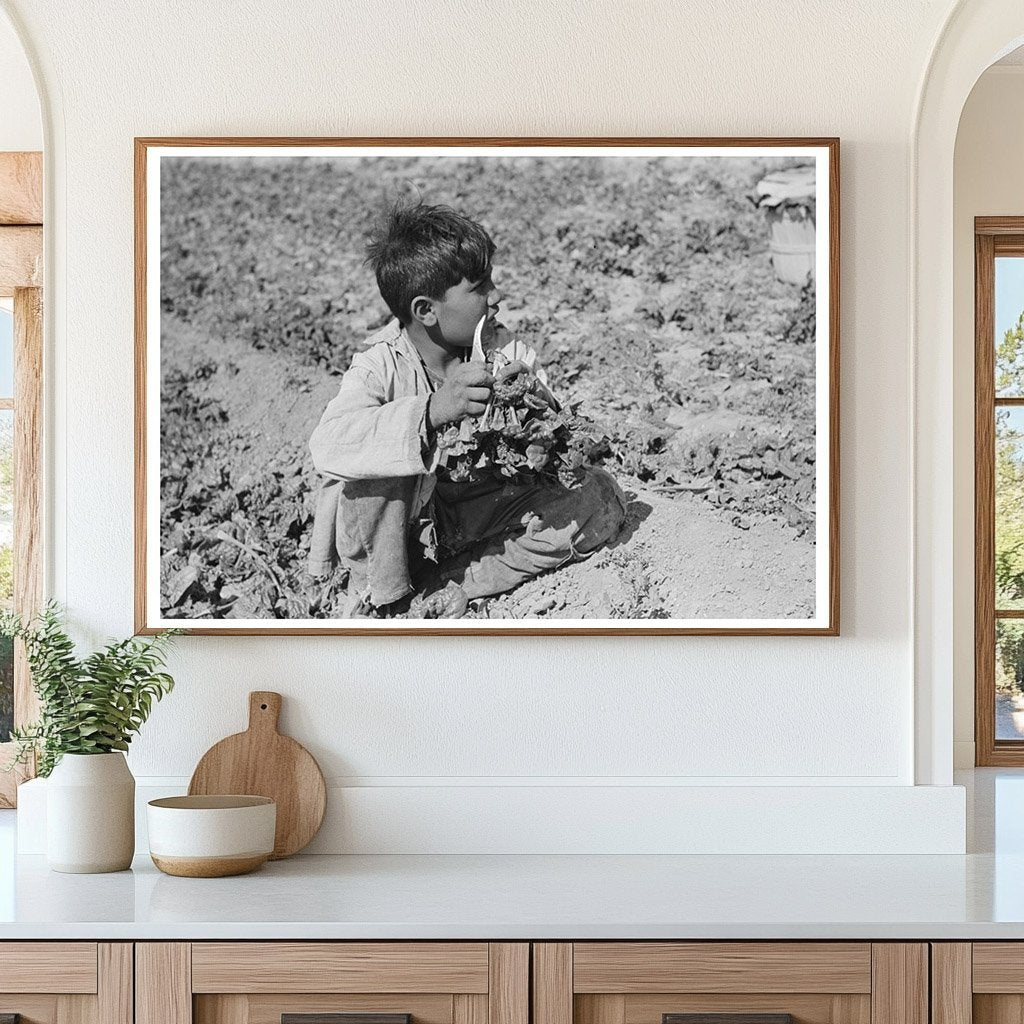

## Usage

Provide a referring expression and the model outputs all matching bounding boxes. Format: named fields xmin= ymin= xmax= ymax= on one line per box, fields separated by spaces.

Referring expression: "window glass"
xmin=996 ymin=257 xmax=1024 ymax=397
xmin=997 ymin=407 xmax=1024 ymax=610
xmin=997 ymin=620 xmax=1024 ymax=740
xmin=0 ymin=306 xmax=12 ymax=399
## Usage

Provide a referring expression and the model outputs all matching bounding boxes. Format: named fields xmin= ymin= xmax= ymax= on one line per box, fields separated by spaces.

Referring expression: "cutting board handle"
xmin=248 ymin=691 xmax=282 ymax=734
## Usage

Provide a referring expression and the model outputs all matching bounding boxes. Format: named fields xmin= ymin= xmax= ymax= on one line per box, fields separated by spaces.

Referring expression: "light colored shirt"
xmin=307 ymin=318 xmax=545 ymax=578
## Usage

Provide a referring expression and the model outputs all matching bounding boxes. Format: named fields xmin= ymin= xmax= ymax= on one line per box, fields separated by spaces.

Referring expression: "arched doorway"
xmin=913 ymin=1 xmax=1024 ymax=785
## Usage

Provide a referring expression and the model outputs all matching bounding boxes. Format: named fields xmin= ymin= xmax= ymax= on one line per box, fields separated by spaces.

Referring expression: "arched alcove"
xmin=914 ymin=1 xmax=1024 ymax=785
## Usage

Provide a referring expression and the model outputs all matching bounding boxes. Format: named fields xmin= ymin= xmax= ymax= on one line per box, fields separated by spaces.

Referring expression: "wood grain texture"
xmin=0 ymin=226 xmax=41 ymax=295
xmin=971 ymin=944 xmax=1024 ymax=991
xmin=0 ymin=748 xmax=31 ymax=807
xmin=623 ymin=994 xmax=868 ymax=1024
xmin=244 ymin=995 xmax=450 ymax=1024
xmin=281 ymin=1016 xmax=410 ymax=1024
xmin=188 ymin=691 xmax=326 ymax=858
xmin=191 ymin=943 xmax=489 ymax=994
xmin=98 ymin=945 xmax=132 ymax=1024
xmin=453 ymin=994 xmax=487 ymax=1024
xmin=488 ymin=944 xmax=528 ymax=1024
xmin=133 ymin=135 xmax=839 ymax=637
xmin=195 ymin=995 xmax=248 ymax=1024
xmin=977 ymin=218 xmax=1024 ymax=236
xmin=0 ymin=153 xmax=42 ymax=224
xmin=0 ymin=998 xmax=57 ymax=1024
xmin=57 ymin=992 xmax=95 ymax=1024
xmin=832 ymin=995 xmax=872 ymax=1024
xmin=974 ymin=995 xmax=1024 ymax=1024
xmin=931 ymin=945 xmax=971 ymax=1024
xmin=662 ymin=1016 xmax=792 ymax=1024
xmin=576 ymin=996 xmax=626 ymax=1024
xmin=14 ymin=286 xmax=43 ymax=735
xmin=0 ymin=943 xmax=97 ymax=993
xmin=573 ymin=944 xmax=871 ymax=994
xmin=151 ymin=853 xmax=269 ymax=877
xmin=534 ymin=944 xmax=572 ymax=1024
xmin=870 ymin=945 xmax=927 ymax=1024
xmin=136 ymin=943 xmax=192 ymax=1024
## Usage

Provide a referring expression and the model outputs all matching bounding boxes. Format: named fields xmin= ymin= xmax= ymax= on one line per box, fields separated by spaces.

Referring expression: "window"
xmin=975 ymin=219 xmax=1024 ymax=764
xmin=0 ymin=151 xmax=43 ymax=806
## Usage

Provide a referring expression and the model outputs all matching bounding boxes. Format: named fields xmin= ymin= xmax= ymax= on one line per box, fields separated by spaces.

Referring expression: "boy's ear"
xmin=409 ymin=295 xmax=437 ymax=327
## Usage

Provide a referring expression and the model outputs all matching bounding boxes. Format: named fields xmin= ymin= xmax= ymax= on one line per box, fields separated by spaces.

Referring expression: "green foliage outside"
xmin=1 ymin=603 xmax=179 ymax=777
xmin=996 ymin=311 xmax=1024 ymax=692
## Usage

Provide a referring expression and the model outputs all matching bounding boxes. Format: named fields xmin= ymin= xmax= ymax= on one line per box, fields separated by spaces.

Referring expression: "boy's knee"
xmin=571 ymin=469 xmax=627 ymax=554
xmin=520 ymin=469 xmax=627 ymax=562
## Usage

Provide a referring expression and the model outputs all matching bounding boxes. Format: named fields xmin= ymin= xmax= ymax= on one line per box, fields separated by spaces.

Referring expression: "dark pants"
xmin=340 ymin=469 xmax=627 ymax=609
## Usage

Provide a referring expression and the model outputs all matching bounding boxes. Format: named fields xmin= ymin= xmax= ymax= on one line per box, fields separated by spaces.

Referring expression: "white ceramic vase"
xmin=46 ymin=752 xmax=135 ymax=873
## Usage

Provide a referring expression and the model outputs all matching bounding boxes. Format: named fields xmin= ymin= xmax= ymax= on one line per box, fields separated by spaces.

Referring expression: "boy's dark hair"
xmin=366 ymin=201 xmax=496 ymax=324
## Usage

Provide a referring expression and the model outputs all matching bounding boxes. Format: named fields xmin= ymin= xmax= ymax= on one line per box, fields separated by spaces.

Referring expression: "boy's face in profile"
xmin=425 ymin=271 xmax=502 ymax=349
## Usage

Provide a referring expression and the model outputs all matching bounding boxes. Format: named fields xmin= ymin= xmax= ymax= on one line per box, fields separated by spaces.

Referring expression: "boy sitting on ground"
xmin=307 ymin=200 xmax=626 ymax=618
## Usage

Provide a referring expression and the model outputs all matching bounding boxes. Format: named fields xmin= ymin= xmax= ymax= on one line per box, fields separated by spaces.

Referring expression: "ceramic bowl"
xmin=147 ymin=795 xmax=276 ymax=877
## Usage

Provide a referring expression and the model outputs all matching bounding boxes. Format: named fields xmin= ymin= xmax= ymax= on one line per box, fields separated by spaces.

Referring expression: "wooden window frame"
xmin=0 ymin=151 xmax=43 ymax=806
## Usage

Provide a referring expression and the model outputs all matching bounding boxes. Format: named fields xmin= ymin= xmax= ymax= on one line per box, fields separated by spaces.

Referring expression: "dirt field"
xmin=158 ymin=154 xmax=818 ymax=621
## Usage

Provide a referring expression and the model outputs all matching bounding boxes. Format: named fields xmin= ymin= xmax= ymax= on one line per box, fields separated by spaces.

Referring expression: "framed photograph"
xmin=135 ymin=137 xmax=838 ymax=635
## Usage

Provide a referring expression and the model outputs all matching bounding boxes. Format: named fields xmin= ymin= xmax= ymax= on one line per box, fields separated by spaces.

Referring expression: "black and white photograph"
xmin=136 ymin=139 xmax=838 ymax=634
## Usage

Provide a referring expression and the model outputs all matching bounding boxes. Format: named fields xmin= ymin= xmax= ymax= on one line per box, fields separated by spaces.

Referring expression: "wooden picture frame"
xmin=135 ymin=137 xmax=839 ymax=636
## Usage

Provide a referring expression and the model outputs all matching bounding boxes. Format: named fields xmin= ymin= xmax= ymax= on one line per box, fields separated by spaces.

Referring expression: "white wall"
xmin=953 ymin=65 xmax=1024 ymax=767
xmin=0 ymin=9 xmax=39 ymax=151
xmin=3 ymin=0 xmax=971 ymax=852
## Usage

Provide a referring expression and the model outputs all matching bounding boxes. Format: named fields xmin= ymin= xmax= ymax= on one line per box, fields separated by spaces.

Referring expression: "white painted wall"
xmin=0 ymin=0 xmax=979 ymax=851
xmin=952 ymin=65 xmax=1024 ymax=768
xmin=0 ymin=10 xmax=39 ymax=151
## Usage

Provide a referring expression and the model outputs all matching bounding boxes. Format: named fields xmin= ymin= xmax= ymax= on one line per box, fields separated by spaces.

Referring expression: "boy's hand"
xmin=428 ymin=363 xmax=493 ymax=428
xmin=494 ymin=360 xmax=558 ymax=410
xmin=494 ymin=359 xmax=532 ymax=383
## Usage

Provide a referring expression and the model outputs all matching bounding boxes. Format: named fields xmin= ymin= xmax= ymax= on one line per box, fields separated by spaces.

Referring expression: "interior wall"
xmin=1 ymin=0 xmax=971 ymax=851
xmin=953 ymin=65 xmax=1024 ymax=767
xmin=0 ymin=10 xmax=40 ymax=151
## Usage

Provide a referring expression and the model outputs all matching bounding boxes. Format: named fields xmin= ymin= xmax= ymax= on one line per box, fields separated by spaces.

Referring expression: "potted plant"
xmin=2 ymin=603 xmax=178 ymax=873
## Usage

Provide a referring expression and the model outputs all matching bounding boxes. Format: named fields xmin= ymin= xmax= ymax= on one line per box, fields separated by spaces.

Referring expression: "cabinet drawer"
xmin=0 ymin=942 xmax=98 ymax=993
xmin=139 ymin=942 xmax=528 ymax=1024
xmin=937 ymin=942 xmax=1024 ymax=1024
xmin=0 ymin=943 xmax=130 ymax=1024
xmin=191 ymin=944 xmax=490 ymax=993
xmin=534 ymin=944 xmax=926 ymax=1024
xmin=572 ymin=944 xmax=871 ymax=994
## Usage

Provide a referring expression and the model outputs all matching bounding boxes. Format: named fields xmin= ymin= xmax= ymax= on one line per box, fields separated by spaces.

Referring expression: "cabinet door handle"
xmin=283 ymin=1015 xmax=411 ymax=1024
xmin=664 ymin=1016 xmax=794 ymax=1024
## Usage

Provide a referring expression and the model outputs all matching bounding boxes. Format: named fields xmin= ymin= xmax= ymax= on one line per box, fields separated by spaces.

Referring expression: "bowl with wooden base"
xmin=147 ymin=795 xmax=276 ymax=877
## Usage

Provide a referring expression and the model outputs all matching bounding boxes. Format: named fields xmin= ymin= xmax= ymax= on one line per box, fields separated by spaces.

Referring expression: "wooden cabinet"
xmin=0 ymin=943 xmax=132 ymax=1024
xmin=135 ymin=944 xmax=528 ymax=1024
xmin=932 ymin=943 xmax=1024 ymax=1024
xmin=532 ymin=944 xmax=928 ymax=1024
xmin=0 ymin=938 xmax=947 ymax=1024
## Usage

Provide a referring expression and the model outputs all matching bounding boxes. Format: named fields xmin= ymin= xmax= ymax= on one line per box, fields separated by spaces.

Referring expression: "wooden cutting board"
xmin=188 ymin=691 xmax=326 ymax=859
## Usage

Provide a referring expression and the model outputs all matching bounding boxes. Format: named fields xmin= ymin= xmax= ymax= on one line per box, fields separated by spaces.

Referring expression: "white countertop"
xmin=0 ymin=848 xmax=1022 ymax=940
xmin=1 ymin=768 xmax=1022 ymax=941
